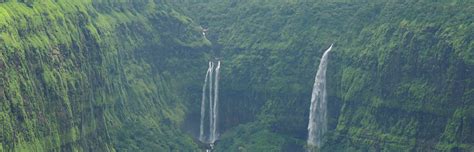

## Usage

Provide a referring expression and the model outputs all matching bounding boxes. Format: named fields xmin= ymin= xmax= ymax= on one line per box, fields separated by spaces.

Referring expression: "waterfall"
xmin=307 ymin=44 xmax=333 ymax=149
xmin=200 ymin=62 xmax=212 ymax=141
xmin=208 ymin=61 xmax=214 ymax=143
xmin=199 ymin=60 xmax=221 ymax=144
xmin=211 ymin=61 xmax=221 ymax=143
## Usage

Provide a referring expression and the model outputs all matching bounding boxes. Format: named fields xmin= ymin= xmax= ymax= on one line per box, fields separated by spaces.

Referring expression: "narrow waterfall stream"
xmin=200 ymin=62 xmax=212 ymax=141
xmin=211 ymin=61 xmax=221 ymax=143
xmin=208 ymin=61 xmax=214 ymax=143
xmin=307 ymin=44 xmax=333 ymax=150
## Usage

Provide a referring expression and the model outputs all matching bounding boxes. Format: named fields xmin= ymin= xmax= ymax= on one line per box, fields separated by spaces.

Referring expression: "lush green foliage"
xmin=172 ymin=0 xmax=473 ymax=151
xmin=1 ymin=0 xmax=473 ymax=151
xmin=0 ymin=0 xmax=209 ymax=151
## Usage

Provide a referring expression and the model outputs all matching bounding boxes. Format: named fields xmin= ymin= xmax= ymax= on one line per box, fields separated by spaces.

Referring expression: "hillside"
xmin=0 ymin=0 xmax=209 ymax=151
xmin=172 ymin=0 xmax=474 ymax=151
xmin=1 ymin=0 xmax=473 ymax=151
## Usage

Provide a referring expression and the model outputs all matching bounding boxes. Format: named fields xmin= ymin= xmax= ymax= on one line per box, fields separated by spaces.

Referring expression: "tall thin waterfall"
xmin=200 ymin=62 xmax=212 ymax=141
xmin=307 ymin=44 xmax=333 ymax=149
xmin=208 ymin=62 xmax=214 ymax=143
xmin=211 ymin=61 xmax=221 ymax=143
xmin=199 ymin=60 xmax=221 ymax=144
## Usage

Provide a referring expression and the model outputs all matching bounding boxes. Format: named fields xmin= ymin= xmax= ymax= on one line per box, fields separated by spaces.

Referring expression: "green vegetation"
xmin=0 ymin=0 xmax=209 ymax=151
xmin=1 ymin=0 xmax=473 ymax=151
xmin=172 ymin=0 xmax=474 ymax=151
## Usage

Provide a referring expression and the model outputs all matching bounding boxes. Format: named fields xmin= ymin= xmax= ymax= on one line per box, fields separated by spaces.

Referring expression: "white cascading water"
xmin=200 ymin=62 xmax=212 ymax=142
xmin=307 ymin=44 xmax=333 ymax=149
xmin=211 ymin=61 xmax=221 ymax=143
xmin=199 ymin=60 xmax=221 ymax=146
xmin=208 ymin=61 xmax=214 ymax=143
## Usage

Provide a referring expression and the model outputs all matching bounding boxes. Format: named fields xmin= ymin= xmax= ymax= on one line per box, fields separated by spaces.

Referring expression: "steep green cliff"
xmin=1 ymin=0 xmax=473 ymax=151
xmin=0 ymin=0 xmax=209 ymax=151
xmin=172 ymin=0 xmax=473 ymax=151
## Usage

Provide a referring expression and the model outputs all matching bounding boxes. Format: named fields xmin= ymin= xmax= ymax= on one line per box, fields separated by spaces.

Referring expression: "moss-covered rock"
xmin=0 ymin=0 xmax=209 ymax=151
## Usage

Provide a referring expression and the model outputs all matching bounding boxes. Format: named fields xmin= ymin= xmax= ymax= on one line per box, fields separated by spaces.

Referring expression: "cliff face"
xmin=1 ymin=0 xmax=473 ymax=151
xmin=0 ymin=0 xmax=208 ymax=151
xmin=172 ymin=0 xmax=473 ymax=151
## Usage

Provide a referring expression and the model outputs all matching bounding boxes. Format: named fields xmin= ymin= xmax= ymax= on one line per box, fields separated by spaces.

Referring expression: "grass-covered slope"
xmin=172 ymin=0 xmax=473 ymax=151
xmin=0 ymin=0 xmax=209 ymax=151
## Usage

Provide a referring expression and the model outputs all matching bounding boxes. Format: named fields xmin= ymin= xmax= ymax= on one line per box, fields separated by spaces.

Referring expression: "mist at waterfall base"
xmin=307 ymin=44 xmax=333 ymax=150
xmin=199 ymin=61 xmax=221 ymax=146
